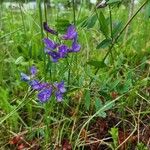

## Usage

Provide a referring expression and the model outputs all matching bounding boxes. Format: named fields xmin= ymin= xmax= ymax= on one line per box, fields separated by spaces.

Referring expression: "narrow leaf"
xmin=107 ymin=0 xmax=122 ymax=5
xmin=96 ymin=39 xmax=112 ymax=49
xmin=98 ymin=11 xmax=109 ymax=38
xmin=87 ymin=60 xmax=107 ymax=68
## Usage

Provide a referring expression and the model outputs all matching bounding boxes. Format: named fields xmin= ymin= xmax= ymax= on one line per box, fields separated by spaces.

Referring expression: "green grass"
xmin=0 ymin=1 xmax=150 ymax=149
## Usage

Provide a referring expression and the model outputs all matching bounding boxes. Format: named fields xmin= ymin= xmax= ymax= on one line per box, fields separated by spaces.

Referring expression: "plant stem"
xmin=89 ymin=0 xmax=148 ymax=86
xmin=108 ymin=5 xmax=114 ymax=63
xmin=72 ymin=0 xmax=76 ymax=25
xmin=103 ymin=0 xmax=148 ymax=62
xmin=109 ymin=5 xmax=113 ymax=39
xmin=68 ymin=0 xmax=76 ymax=87
xmin=37 ymin=0 xmax=46 ymax=80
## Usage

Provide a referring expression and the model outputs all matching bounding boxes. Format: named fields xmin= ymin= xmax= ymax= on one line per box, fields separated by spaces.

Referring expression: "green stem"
xmin=37 ymin=0 xmax=46 ymax=80
xmin=72 ymin=0 xmax=76 ymax=25
xmin=103 ymin=0 xmax=148 ymax=62
xmin=108 ymin=5 xmax=114 ymax=63
xmin=68 ymin=0 xmax=76 ymax=88
xmin=109 ymin=5 xmax=113 ymax=39
xmin=89 ymin=0 xmax=148 ymax=86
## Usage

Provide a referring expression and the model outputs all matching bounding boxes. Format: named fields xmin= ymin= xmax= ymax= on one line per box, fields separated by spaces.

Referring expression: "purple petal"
xmin=29 ymin=80 xmax=43 ymax=90
xmin=43 ymin=38 xmax=58 ymax=50
xmin=30 ymin=66 xmax=37 ymax=76
xmin=40 ymin=82 xmax=51 ymax=89
xmin=48 ymin=51 xmax=60 ymax=62
xmin=55 ymin=91 xmax=63 ymax=102
xmin=62 ymin=25 xmax=77 ymax=40
xmin=58 ymin=45 xmax=68 ymax=58
xmin=71 ymin=42 xmax=81 ymax=52
xmin=21 ymin=72 xmax=30 ymax=81
xmin=43 ymin=22 xmax=57 ymax=35
xmin=54 ymin=81 xmax=66 ymax=93
xmin=44 ymin=48 xmax=50 ymax=53
xmin=38 ymin=87 xmax=52 ymax=103
xmin=69 ymin=34 xmax=81 ymax=52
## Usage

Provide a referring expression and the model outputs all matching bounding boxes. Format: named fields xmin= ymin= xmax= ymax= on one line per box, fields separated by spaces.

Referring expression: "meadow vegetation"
xmin=0 ymin=0 xmax=150 ymax=149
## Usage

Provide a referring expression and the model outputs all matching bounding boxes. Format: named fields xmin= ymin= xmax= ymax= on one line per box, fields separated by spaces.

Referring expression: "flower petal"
xmin=62 ymin=25 xmax=77 ymax=40
xmin=43 ymin=38 xmax=58 ymax=50
xmin=54 ymin=81 xmax=66 ymax=93
xmin=38 ymin=87 xmax=52 ymax=103
xmin=71 ymin=41 xmax=81 ymax=52
xmin=29 ymin=80 xmax=43 ymax=90
xmin=43 ymin=22 xmax=57 ymax=35
xmin=48 ymin=51 xmax=60 ymax=62
xmin=30 ymin=66 xmax=37 ymax=76
xmin=58 ymin=45 xmax=68 ymax=58
xmin=55 ymin=91 xmax=63 ymax=102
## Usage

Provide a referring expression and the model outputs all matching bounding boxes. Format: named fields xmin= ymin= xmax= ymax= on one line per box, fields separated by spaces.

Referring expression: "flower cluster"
xmin=21 ymin=66 xmax=66 ymax=103
xmin=21 ymin=24 xmax=81 ymax=103
xmin=43 ymin=22 xmax=81 ymax=62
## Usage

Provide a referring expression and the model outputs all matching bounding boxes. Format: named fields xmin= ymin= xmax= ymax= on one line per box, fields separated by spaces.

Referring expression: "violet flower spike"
xmin=54 ymin=81 xmax=66 ymax=102
xmin=71 ymin=41 xmax=81 ymax=52
xmin=58 ymin=45 xmax=68 ymax=58
xmin=29 ymin=80 xmax=43 ymax=90
xmin=69 ymin=35 xmax=81 ymax=52
xmin=43 ymin=38 xmax=58 ymax=50
xmin=55 ymin=91 xmax=63 ymax=102
xmin=38 ymin=87 xmax=53 ymax=103
xmin=48 ymin=51 xmax=60 ymax=62
xmin=54 ymin=81 xmax=66 ymax=93
xmin=62 ymin=25 xmax=77 ymax=40
xmin=43 ymin=22 xmax=57 ymax=35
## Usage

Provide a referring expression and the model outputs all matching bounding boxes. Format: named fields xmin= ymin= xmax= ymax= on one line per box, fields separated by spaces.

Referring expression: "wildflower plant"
xmin=21 ymin=23 xmax=81 ymax=103
xmin=43 ymin=22 xmax=80 ymax=62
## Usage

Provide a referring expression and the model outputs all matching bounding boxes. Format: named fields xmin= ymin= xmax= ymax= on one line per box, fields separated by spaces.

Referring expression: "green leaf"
xmin=84 ymin=90 xmax=91 ymax=111
xmin=103 ymin=100 xmax=115 ymax=111
xmin=110 ymin=79 xmax=120 ymax=90
xmin=78 ymin=16 xmax=89 ymax=27
xmin=87 ymin=14 xmax=97 ymax=29
xmin=80 ymin=14 xmax=97 ymax=29
xmin=98 ymin=11 xmax=109 ymax=38
xmin=145 ymin=1 xmax=150 ymax=18
xmin=15 ymin=56 xmax=24 ymax=65
xmin=109 ymin=127 xmax=118 ymax=148
xmin=95 ymin=98 xmax=115 ymax=118
xmin=107 ymin=0 xmax=122 ymax=5
xmin=87 ymin=60 xmax=107 ymax=68
xmin=95 ymin=98 xmax=103 ymax=110
xmin=96 ymin=39 xmax=112 ymax=49
xmin=112 ymin=21 xmax=123 ymax=38
xmin=95 ymin=98 xmax=106 ymax=118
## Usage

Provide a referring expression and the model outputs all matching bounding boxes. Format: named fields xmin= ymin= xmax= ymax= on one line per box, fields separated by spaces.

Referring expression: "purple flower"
xmin=54 ymin=81 xmax=66 ymax=93
xmin=30 ymin=66 xmax=37 ymax=76
xmin=29 ymin=80 xmax=43 ymax=90
xmin=58 ymin=45 xmax=68 ymax=58
xmin=54 ymin=81 xmax=66 ymax=102
xmin=43 ymin=38 xmax=58 ymax=50
xmin=68 ymin=35 xmax=81 ymax=52
xmin=70 ymin=41 xmax=81 ymax=52
xmin=62 ymin=25 xmax=77 ymax=40
xmin=55 ymin=91 xmax=63 ymax=102
xmin=38 ymin=87 xmax=52 ymax=103
xmin=43 ymin=22 xmax=57 ymax=35
xmin=21 ymin=72 xmax=30 ymax=81
xmin=47 ymin=51 xmax=60 ymax=62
